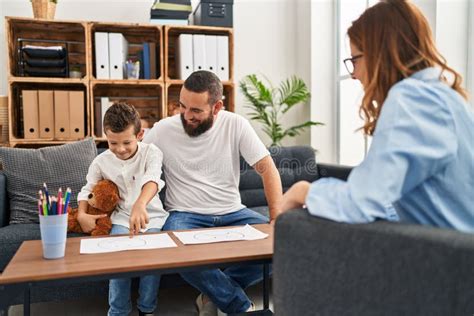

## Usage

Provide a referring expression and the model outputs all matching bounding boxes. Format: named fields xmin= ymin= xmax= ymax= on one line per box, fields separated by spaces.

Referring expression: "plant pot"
xmin=31 ymin=0 xmax=56 ymax=20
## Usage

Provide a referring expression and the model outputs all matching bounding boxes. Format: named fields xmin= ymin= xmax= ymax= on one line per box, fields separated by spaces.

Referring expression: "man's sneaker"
xmin=247 ymin=302 xmax=256 ymax=312
xmin=195 ymin=293 xmax=218 ymax=316
xmin=217 ymin=301 xmax=255 ymax=316
xmin=138 ymin=309 xmax=154 ymax=316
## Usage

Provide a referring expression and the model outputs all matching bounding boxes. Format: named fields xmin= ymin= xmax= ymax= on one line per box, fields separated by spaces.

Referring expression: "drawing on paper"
xmin=193 ymin=231 xmax=245 ymax=242
xmin=98 ymin=237 xmax=147 ymax=250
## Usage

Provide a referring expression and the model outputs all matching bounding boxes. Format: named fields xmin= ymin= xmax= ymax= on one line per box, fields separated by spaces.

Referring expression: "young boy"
xmin=77 ymin=102 xmax=168 ymax=316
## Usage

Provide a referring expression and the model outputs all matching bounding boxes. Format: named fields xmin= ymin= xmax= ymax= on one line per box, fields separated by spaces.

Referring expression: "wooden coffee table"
xmin=0 ymin=224 xmax=273 ymax=316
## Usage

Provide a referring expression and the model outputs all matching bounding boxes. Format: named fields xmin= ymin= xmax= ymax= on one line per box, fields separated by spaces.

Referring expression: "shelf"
xmin=8 ymin=82 xmax=89 ymax=142
xmin=9 ymin=77 xmax=88 ymax=84
xmin=164 ymin=25 xmax=234 ymax=33
xmin=5 ymin=17 xmax=234 ymax=148
xmin=166 ymin=79 xmax=234 ymax=86
xmin=90 ymin=83 xmax=165 ymax=138
xmin=8 ymin=139 xmax=84 ymax=148
xmin=164 ymin=25 xmax=233 ymax=81
xmin=165 ymin=82 xmax=234 ymax=114
xmin=89 ymin=22 xmax=163 ymax=81
xmin=6 ymin=17 xmax=88 ymax=79
xmin=90 ymin=79 xmax=164 ymax=86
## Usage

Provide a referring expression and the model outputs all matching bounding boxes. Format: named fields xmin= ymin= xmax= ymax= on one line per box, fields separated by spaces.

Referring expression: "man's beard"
xmin=180 ymin=112 xmax=214 ymax=137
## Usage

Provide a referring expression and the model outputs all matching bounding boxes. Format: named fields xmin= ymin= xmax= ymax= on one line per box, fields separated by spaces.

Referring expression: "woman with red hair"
xmin=280 ymin=0 xmax=474 ymax=232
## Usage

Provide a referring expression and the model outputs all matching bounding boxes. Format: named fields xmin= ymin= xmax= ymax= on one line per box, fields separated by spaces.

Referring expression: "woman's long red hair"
xmin=348 ymin=0 xmax=468 ymax=135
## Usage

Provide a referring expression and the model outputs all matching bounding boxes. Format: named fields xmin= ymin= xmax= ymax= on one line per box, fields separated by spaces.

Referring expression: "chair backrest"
xmin=274 ymin=210 xmax=474 ymax=315
xmin=239 ymin=146 xmax=318 ymax=208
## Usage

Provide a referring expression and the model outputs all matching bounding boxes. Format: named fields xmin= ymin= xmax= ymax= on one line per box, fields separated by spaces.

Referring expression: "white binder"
xmin=100 ymin=97 xmax=111 ymax=137
xmin=205 ymin=35 xmax=218 ymax=74
xmin=216 ymin=35 xmax=229 ymax=81
xmin=95 ymin=32 xmax=110 ymax=79
xmin=108 ymin=33 xmax=128 ymax=79
xmin=192 ymin=34 xmax=206 ymax=72
xmin=175 ymin=34 xmax=194 ymax=80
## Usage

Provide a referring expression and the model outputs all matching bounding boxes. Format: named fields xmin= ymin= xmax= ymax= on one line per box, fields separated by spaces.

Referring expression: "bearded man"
xmin=143 ymin=70 xmax=282 ymax=316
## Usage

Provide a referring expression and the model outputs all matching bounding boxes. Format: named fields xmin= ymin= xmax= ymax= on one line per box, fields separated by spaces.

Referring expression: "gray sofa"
xmin=0 ymin=145 xmax=344 ymax=309
xmin=274 ymin=202 xmax=474 ymax=314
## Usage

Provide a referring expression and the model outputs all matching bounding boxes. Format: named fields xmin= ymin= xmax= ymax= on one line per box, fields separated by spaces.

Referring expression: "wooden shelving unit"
xmin=7 ymin=81 xmax=89 ymax=147
xmin=90 ymin=81 xmax=165 ymax=141
xmin=164 ymin=25 xmax=234 ymax=81
xmin=5 ymin=17 xmax=234 ymax=148
xmin=89 ymin=22 xmax=164 ymax=81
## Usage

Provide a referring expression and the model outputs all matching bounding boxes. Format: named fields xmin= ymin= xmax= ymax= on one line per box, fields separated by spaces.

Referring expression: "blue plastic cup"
xmin=39 ymin=213 xmax=68 ymax=259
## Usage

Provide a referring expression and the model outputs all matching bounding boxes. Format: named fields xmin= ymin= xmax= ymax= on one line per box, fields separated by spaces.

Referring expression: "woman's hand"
xmin=280 ymin=181 xmax=311 ymax=214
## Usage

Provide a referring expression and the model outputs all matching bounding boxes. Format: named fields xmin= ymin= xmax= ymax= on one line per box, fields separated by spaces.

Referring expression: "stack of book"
xmin=150 ymin=0 xmax=192 ymax=25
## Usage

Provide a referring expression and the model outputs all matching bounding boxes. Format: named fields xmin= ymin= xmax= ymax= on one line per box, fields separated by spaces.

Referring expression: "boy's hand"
xmin=129 ymin=201 xmax=149 ymax=237
xmin=77 ymin=212 xmax=107 ymax=233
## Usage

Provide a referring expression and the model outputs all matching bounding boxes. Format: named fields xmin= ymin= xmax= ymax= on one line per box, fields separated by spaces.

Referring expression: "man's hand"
xmin=129 ymin=201 xmax=149 ymax=237
xmin=253 ymin=156 xmax=283 ymax=223
xmin=77 ymin=211 xmax=107 ymax=233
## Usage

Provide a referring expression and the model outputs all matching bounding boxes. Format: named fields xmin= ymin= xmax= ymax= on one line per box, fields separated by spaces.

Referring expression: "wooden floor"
xmin=8 ymin=284 xmax=273 ymax=315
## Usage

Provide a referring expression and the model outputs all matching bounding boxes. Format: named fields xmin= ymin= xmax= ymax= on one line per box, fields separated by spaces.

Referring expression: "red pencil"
xmin=58 ymin=188 xmax=62 ymax=215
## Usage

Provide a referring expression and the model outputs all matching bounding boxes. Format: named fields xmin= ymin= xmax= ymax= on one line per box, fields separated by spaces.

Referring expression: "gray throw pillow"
xmin=0 ymin=138 xmax=97 ymax=224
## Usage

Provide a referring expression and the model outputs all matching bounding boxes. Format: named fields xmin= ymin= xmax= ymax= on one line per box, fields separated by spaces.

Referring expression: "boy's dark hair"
xmin=103 ymin=102 xmax=141 ymax=135
xmin=183 ymin=70 xmax=223 ymax=105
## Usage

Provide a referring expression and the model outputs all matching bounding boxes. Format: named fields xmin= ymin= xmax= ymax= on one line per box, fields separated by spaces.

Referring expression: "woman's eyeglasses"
xmin=343 ymin=54 xmax=363 ymax=75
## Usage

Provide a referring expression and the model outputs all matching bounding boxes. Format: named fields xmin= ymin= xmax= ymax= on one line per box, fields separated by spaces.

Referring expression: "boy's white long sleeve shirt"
xmin=78 ymin=142 xmax=168 ymax=230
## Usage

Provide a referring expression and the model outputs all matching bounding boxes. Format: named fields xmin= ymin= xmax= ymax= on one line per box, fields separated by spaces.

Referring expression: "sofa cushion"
xmin=240 ymin=146 xmax=318 ymax=208
xmin=0 ymin=138 xmax=97 ymax=224
xmin=0 ymin=223 xmax=87 ymax=271
xmin=0 ymin=223 xmax=41 ymax=270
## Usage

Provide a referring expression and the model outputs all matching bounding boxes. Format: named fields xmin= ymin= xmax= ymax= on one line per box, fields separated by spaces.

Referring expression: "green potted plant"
xmin=239 ymin=74 xmax=323 ymax=146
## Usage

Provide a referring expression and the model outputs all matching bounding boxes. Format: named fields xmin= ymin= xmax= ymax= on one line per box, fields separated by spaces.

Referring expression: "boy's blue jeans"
xmin=162 ymin=208 xmax=269 ymax=314
xmin=108 ymin=224 xmax=161 ymax=316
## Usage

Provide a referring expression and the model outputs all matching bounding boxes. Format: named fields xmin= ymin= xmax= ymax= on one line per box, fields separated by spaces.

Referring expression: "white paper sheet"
xmin=80 ymin=233 xmax=177 ymax=254
xmin=173 ymin=224 xmax=268 ymax=245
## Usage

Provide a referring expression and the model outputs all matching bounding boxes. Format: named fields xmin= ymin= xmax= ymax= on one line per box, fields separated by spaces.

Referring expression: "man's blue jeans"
xmin=108 ymin=224 xmax=161 ymax=316
xmin=162 ymin=208 xmax=269 ymax=314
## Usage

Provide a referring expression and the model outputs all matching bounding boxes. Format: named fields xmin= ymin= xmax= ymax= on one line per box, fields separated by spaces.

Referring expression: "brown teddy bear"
xmin=68 ymin=179 xmax=120 ymax=236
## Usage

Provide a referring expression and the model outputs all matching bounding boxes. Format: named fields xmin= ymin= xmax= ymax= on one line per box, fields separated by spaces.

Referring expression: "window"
xmin=336 ymin=0 xmax=376 ymax=166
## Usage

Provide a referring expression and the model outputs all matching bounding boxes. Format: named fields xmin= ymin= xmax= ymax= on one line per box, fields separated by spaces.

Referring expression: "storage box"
xmin=193 ymin=0 xmax=233 ymax=28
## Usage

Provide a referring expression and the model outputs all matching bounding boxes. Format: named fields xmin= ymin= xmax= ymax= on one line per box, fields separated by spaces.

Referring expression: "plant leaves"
xmin=239 ymin=75 xmax=272 ymax=126
xmin=282 ymin=121 xmax=324 ymax=138
xmin=240 ymin=74 xmax=322 ymax=146
xmin=279 ymin=76 xmax=311 ymax=113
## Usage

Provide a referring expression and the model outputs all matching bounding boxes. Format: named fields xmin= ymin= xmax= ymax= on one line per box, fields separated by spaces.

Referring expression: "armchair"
xmin=273 ymin=163 xmax=474 ymax=316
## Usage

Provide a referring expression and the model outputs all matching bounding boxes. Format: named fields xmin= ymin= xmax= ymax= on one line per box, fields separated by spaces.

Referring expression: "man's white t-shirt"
xmin=143 ymin=110 xmax=269 ymax=215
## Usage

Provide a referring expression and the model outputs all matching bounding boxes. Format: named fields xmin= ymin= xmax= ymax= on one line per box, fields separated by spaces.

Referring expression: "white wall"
xmin=310 ymin=0 xmax=336 ymax=163
xmin=1 ymin=0 xmax=312 ymax=147
xmin=435 ymin=0 xmax=469 ymax=85
xmin=234 ymin=0 xmax=301 ymax=146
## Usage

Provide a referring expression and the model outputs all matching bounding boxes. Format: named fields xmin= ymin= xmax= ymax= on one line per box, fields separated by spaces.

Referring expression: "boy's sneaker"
xmin=195 ymin=293 xmax=218 ymax=316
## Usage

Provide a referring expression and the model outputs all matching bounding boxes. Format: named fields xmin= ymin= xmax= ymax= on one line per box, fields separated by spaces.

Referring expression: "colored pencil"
xmin=57 ymin=188 xmax=62 ymax=215
xmin=43 ymin=183 xmax=50 ymax=211
xmin=63 ymin=188 xmax=71 ymax=214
